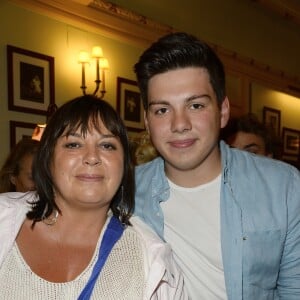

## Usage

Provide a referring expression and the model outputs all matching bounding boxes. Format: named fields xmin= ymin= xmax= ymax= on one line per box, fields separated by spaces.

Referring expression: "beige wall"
xmin=0 ymin=0 xmax=299 ymax=166
xmin=109 ymin=0 xmax=300 ymax=80
xmin=251 ymin=82 xmax=300 ymax=130
xmin=0 ymin=0 xmax=144 ymax=165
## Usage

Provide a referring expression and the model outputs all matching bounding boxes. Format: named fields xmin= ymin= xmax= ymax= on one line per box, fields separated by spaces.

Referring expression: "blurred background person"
xmin=133 ymin=131 xmax=158 ymax=165
xmin=0 ymin=138 xmax=39 ymax=193
xmin=220 ymin=113 xmax=281 ymax=157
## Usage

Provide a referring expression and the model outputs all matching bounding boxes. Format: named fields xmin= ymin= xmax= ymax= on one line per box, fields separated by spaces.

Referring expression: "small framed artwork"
xmin=282 ymin=127 xmax=300 ymax=157
xmin=263 ymin=106 xmax=281 ymax=136
xmin=116 ymin=77 xmax=144 ymax=132
xmin=7 ymin=45 xmax=55 ymax=115
xmin=10 ymin=120 xmax=36 ymax=149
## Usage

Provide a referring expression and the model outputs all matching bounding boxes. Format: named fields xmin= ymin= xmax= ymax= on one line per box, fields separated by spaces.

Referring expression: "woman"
xmin=0 ymin=95 xmax=186 ymax=299
xmin=0 ymin=138 xmax=39 ymax=192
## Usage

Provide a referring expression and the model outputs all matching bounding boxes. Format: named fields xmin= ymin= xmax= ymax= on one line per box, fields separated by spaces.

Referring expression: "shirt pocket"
xmin=242 ymin=229 xmax=285 ymax=289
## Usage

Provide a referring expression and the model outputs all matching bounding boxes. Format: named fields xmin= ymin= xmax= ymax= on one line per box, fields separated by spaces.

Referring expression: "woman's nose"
xmin=83 ymin=148 xmax=101 ymax=166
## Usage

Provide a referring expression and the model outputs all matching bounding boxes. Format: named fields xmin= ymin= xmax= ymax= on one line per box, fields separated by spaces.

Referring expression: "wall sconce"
xmin=78 ymin=46 xmax=109 ymax=99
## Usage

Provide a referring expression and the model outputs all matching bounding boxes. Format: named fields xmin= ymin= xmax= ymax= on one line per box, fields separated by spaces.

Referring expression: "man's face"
xmin=227 ymin=131 xmax=268 ymax=156
xmin=145 ymin=67 xmax=229 ymax=186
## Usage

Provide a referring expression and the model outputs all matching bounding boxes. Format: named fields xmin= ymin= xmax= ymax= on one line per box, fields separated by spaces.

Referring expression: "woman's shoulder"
xmin=0 ymin=192 xmax=34 ymax=268
xmin=127 ymin=216 xmax=171 ymax=255
xmin=126 ymin=216 xmax=188 ymax=299
xmin=0 ymin=192 xmax=35 ymax=220
xmin=0 ymin=192 xmax=35 ymax=208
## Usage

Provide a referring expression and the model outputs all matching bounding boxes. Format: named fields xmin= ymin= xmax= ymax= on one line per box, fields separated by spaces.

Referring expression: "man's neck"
xmin=165 ymin=150 xmax=222 ymax=188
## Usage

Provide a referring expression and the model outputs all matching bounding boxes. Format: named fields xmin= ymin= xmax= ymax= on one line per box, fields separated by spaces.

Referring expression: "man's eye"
xmin=247 ymin=150 xmax=258 ymax=154
xmin=190 ymin=103 xmax=204 ymax=110
xmin=155 ymin=107 xmax=168 ymax=115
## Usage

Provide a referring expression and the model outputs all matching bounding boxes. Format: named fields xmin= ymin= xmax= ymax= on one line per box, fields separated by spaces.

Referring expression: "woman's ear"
xmin=10 ymin=174 xmax=16 ymax=186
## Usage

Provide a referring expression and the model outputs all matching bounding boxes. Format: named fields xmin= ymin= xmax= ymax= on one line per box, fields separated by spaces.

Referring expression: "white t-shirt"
xmin=161 ymin=174 xmax=227 ymax=299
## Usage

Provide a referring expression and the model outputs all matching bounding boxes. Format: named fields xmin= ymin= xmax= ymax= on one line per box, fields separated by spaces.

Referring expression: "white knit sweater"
xmin=0 ymin=192 xmax=188 ymax=300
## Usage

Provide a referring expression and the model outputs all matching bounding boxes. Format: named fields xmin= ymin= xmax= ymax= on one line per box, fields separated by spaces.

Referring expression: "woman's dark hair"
xmin=0 ymin=138 xmax=39 ymax=192
xmin=134 ymin=32 xmax=226 ymax=109
xmin=28 ymin=95 xmax=134 ymax=225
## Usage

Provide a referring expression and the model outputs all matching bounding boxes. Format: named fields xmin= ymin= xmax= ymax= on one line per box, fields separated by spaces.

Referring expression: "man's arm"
xmin=277 ymin=168 xmax=300 ymax=299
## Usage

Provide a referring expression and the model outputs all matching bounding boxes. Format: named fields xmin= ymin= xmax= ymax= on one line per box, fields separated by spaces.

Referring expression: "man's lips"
xmin=169 ymin=139 xmax=196 ymax=148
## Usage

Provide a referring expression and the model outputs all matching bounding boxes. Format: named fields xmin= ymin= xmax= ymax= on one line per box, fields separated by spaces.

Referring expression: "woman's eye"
xmin=101 ymin=143 xmax=117 ymax=150
xmin=65 ymin=142 xmax=80 ymax=149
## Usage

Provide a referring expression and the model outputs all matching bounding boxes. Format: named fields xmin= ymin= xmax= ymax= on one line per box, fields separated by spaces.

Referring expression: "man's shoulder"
xmin=227 ymin=147 xmax=299 ymax=179
xmin=135 ymin=156 xmax=164 ymax=179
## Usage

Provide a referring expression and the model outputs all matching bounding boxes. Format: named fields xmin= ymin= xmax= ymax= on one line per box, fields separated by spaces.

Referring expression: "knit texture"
xmin=0 ymin=227 xmax=145 ymax=299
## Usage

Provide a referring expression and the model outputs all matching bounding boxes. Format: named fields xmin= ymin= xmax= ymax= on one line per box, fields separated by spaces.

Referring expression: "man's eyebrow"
xmin=148 ymin=94 xmax=211 ymax=107
xmin=148 ymin=100 xmax=169 ymax=107
xmin=243 ymin=143 xmax=259 ymax=149
xmin=186 ymin=94 xmax=211 ymax=101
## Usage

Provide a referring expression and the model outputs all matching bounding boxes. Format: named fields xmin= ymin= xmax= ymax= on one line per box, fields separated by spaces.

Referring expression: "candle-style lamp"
xmin=78 ymin=51 xmax=90 ymax=95
xmin=100 ymin=57 xmax=109 ymax=98
xmin=78 ymin=46 xmax=108 ymax=98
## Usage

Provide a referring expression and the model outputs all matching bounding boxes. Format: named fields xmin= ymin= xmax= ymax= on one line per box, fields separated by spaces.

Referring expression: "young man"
xmin=133 ymin=32 xmax=300 ymax=299
xmin=220 ymin=113 xmax=276 ymax=157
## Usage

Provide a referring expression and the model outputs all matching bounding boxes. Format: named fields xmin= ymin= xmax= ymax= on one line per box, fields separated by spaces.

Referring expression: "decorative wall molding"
xmin=250 ymin=0 xmax=300 ymax=27
xmin=212 ymin=44 xmax=300 ymax=98
xmin=10 ymin=0 xmax=300 ymax=98
xmin=10 ymin=0 xmax=173 ymax=47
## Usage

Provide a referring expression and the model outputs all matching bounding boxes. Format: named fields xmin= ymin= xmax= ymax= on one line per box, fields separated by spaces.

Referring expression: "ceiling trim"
xmin=250 ymin=0 xmax=300 ymax=27
xmin=9 ymin=0 xmax=300 ymax=97
xmin=9 ymin=0 xmax=173 ymax=47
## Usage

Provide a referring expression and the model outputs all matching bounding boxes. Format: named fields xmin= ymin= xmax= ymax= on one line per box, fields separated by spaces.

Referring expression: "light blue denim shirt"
xmin=134 ymin=141 xmax=300 ymax=299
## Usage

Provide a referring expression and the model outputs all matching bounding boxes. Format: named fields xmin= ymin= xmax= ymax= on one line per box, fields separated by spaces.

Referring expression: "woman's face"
xmin=51 ymin=120 xmax=124 ymax=212
xmin=10 ymin=153 xmax=35 ymax=192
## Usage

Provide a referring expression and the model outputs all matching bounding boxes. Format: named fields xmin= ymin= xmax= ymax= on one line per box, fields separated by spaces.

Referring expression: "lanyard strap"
xmin=78 ymin=216 xmax=124 ymax=300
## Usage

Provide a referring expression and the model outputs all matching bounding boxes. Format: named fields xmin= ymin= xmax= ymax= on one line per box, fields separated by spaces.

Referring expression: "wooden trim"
xmin=251 ymin=0 xmax=300 ymax=27
xmin=10 ymin=0 xmax=300 ymax=98
xmin=9 ymin=0 xmax=173 ymax=47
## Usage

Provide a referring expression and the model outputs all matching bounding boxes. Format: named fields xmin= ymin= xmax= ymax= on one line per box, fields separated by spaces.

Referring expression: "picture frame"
xmin=263 ymin=106 xmax=281 ymax=136
xmin=282 ymin=127 xmax=300 ymax=157
xmin=10 ymin=120 xmax=36 ymax=149
xmin=116 ymin=77 xmax=144 ymax=132
xmin=7 ymin=45 xmax=55 ymax=115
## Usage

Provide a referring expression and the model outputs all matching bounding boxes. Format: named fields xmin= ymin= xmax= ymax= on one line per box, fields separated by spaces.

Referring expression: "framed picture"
xmin=10 ymin=120 xmax=36 ymax=149
xmin=116 ymin=77 xmax=144 ymax=132
xmin=7 ymin=45 xmax=55 ymax=115
xmin=282 ymin=127 xmax=300 ymax=157
xmin=263 ymin=106 xmax=281 ymax=136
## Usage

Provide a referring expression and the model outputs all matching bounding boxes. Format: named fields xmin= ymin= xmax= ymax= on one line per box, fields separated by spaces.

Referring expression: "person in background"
xmin=220 ymin=113 xmax=276 ymax=157
xmin=133 ymin=32 xmax=300 ymax=299
xmin=133 ymin=131 xmax=158 ymax=165
xmin=0 ymin=138 xmax=39 ymax=193
xmin=0 ymin=95 xmax=186 ymax=299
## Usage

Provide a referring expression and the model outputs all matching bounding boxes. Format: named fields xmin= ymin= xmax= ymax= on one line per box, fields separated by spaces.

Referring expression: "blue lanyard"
xmin=78 ymin=216 xmax=125 ymax=300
